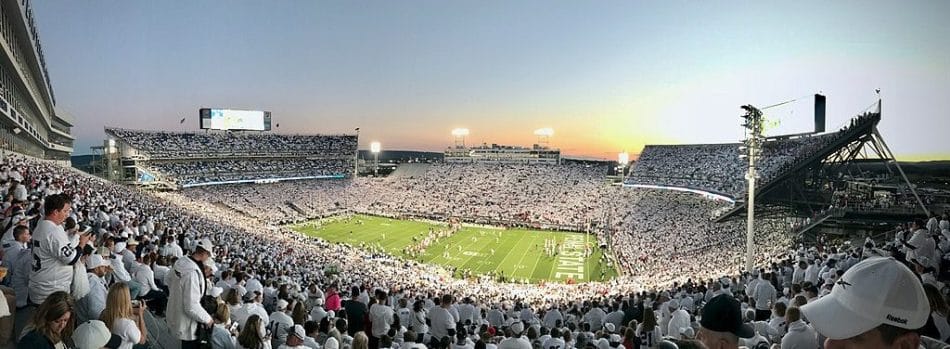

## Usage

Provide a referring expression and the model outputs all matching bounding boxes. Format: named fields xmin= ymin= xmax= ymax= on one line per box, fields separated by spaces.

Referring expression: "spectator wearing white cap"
xmin=76 ymin=254 xmax=112 ymax=323
xmin=73 ymin=320 xmax=122 ymax=349
xmin=800 ymin=256 xmax=941 ymax=349
xmin=270 ymin=299 xmax=295 ymax=349
xmin=279 ymin=324 xmax=309 ymax=349
xmin=168 ymin=237 xmax=215 ymax=349
xmin=235 ymin=291 xmax=270 ymax=330
xmin=667 ymin=301 xmax=691 ymax=340
xmin=310 ymin=297 xmax=328 ymax=324
xmin=498 ymin=321 xmax=530 ymax=349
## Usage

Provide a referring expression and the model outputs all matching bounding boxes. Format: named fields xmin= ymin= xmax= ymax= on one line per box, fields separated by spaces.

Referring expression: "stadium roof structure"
xmin=713 ymin=101 xmax=931 ymax=237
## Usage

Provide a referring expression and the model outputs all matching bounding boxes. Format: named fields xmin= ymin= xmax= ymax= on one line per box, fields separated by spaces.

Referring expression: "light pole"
xmin=370 ymin=141 xmax=381 ymax=177
xmin=354 ymin=128 xmax=360 ymax=176
xmin=451 ymin=128 xmax=469 ymax=148
xmin=740 ymin=105 xmax=764 ymax=273
xmin=618 ymin=151 xmax=630 ymax=182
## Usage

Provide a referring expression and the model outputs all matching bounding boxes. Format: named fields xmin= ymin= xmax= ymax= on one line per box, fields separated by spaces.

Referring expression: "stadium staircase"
xmin=144 ymin=311 xmax=177 ymax=349
xmin=714 ymin=112 xmax=881 ymax=222
xmin=286 ymin=200 xmax=309 ymax=216
xmin=389 ymin=163 xmax=429 ymax=179
xmin=792 ymin=208 xmax=845 ymax=240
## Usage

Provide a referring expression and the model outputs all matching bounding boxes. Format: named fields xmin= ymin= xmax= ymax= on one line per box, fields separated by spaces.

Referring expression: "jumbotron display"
xmin=199 ymin=108 xmax=272 ymax=131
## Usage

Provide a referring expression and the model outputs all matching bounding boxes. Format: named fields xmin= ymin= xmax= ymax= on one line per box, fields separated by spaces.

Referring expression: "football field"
xmin=290 ymin=214 xmax=617 ymax=283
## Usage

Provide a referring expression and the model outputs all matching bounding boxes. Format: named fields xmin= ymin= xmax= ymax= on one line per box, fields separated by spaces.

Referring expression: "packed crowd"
xmin=627 ymin=134 xmax=837 ymax=198
xmin=186 ymin=164 xmax=615 ymax=229
xmin=150 ymin=159 xmax=351 ymax=186
xmin=106 ymin=128 xmax=358 ymax=159
xmin=606 ymin=190 xmax=794 ymax=287
xmin=0 ymin=148 xmax=945 ymax=349
xmin=626 ymin=113 xmax=879 ymax=198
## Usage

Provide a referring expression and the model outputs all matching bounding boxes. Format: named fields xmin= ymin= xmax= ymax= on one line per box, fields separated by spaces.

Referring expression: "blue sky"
xmin=32 ymin=1 xmax=950 ymax=160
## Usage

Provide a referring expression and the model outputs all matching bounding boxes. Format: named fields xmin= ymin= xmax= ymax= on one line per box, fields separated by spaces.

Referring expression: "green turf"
xmin=290 ymin=214 xmax=618 ymax=283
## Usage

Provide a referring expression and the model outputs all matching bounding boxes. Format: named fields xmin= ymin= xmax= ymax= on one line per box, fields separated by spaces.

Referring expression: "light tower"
xmin=740 ymin=104 xmax=764 ymax=273
xmin=618 ymin=151 xmax=630 ymax=181
xmin=534 ymin=128 xmax=554 ymax=147
xmin=370 ymin=141 xmax=381 ymax=177
xmin=451 ymin=128 xmax=469 ymax=148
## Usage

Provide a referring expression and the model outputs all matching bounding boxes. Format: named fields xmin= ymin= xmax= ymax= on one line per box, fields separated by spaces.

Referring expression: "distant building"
xmin=0 ymin=1 xmax=73 ymax=160
xmin=444 ymin=143 xmax=560 ymax=164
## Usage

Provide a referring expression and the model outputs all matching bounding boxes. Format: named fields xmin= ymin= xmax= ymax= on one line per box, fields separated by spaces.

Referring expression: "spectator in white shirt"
xmin=780 ymin=307 xmax=817 ymax=349
xmin=76 ymin=254 xmax=112 ymax=324
xmin=100 ymin=282 xmax=148 ymax=349
xmin=369 ymin=290 xmax=396 ymax=348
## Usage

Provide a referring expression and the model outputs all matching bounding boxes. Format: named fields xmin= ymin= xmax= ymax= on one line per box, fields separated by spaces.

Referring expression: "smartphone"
xmin=131 ymin=300 xmax=141 ymax=308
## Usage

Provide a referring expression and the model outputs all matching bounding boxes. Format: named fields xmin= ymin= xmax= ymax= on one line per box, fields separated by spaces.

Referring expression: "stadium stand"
xmin=627 ymin=134 xmax=839 ymax=198
xmin=105 ymin=128 xmax=357 ymax=187
xmin=1 ymin=148 xmax=947 ymax=349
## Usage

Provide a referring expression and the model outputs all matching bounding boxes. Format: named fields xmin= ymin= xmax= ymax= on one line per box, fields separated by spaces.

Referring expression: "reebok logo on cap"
xmin=886 ymin=314 xmax=908 ymax=325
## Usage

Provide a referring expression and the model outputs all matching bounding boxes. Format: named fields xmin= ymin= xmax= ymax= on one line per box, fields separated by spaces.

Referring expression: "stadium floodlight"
xmin=451 ymin=128 xmax=470 ymax=137
xmin=739 ymin=104 xmax=764 ymax=273
xmin=534 ymin=127 xmax=554 ymax=146
xmin=618 ymin=152 xmax=631 ymax=182
xmin=451 ymin=128 xmax=470 ymax=148
xmin=370 ymin=141 xmax=381 ymax=177
xmin=533 ymin=128 xmax=554 ymax=137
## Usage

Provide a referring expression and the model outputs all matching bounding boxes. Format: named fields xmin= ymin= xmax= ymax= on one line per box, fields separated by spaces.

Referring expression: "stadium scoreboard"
xmin=199 ymin=108 xmax=272 ymax=131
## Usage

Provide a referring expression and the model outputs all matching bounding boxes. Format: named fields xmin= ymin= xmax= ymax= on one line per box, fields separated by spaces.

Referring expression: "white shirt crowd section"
xmin=151 ymin=158 xmax=351 ymax=186
xmin=106 ymin=128 xmax=358 ymax=159
xmin=626 ymin=112 xmax=880 ymax=198
xmin=628 ymin=134 xmax=837 ymax=197
xmin=2 ymin=152 xmax=948 ymax=349
xmin=184 ymin=163 xmax=792 ymax=288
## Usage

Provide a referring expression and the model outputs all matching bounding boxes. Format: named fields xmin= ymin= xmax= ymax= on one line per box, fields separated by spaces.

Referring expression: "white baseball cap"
xmin=801 ymin=257 xmax=930 ymax=340
xmin=86 ymin=254 xmax=111 ymax=269
xmin=289 ymin=324 xmax=306 ymax=340
xmin=73 ymin=320 xmax=121 ymax=349
xmin=277 ymin=299 xmax=289 ymax=311
xmin=197 ymin=237 xmax=215 ymax=254
xmin=509 ymin=321 xmax=525 ymax=335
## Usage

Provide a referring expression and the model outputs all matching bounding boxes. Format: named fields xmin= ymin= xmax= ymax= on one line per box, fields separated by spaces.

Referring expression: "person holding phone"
xmin=30 ymin=194 xmax=91 ymax=305
xmin=237 ymin=314 xmax=272 ymax=349
xmin=99 ymin=282 xmax=147 ymax=349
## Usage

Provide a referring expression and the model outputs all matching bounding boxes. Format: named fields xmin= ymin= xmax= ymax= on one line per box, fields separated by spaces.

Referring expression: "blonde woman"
xmin=100 ymin=282 xmax=147 ymax=349
xmin=352 ymin=331 xmax=369 ymax=349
